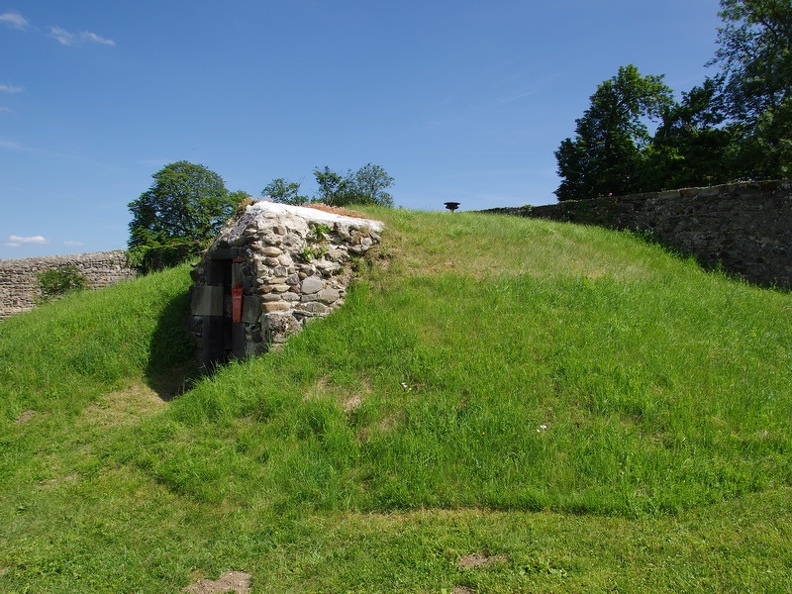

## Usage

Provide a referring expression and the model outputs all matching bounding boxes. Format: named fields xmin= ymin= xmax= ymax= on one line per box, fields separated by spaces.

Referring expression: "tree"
xmin=710 ymin=0 xmax=792 ymax=177
xmin=262 ymin=163 xmax=395 ymax=208
xmin=646 ymin=78 xmax=738 ymax=188
xmin=348 ymin=163 xmax=395 ymax=207
xmin=315 ymin=163 xmax=395 ymax=207
xmin=313 ymin=166 xmax=344 ymax=204
xmin=228 ymin=189 xmax=253 ymax=206
xmin=554 ymin=65 xmax=674 ymax=201
xmin=128 ymin=161 xmax=238 ymax=270
xmin=261 ymin=178 xmax=309 ymax=205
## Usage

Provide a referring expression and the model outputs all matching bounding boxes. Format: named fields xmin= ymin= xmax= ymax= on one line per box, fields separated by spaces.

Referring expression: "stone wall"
xmin=190 ymin=202 xmax=383 ymax=368
xmin=485 ymin=179 xmax=792 ymax=289
xmin=0 ymin=251 xmax=137 ymax=319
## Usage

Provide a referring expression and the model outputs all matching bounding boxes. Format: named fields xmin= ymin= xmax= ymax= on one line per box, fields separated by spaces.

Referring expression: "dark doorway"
xmin=197 ymin=253 xmax=247 ymax=371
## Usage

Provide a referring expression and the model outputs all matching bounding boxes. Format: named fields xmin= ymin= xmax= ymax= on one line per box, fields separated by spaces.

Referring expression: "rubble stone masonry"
xmin=190 ymin=202 xmax=384 ymax=367
xmin=0 ymin=251 xmax=136 ymax=319
xmin=485 ymin=179 xmax=792 ymax=289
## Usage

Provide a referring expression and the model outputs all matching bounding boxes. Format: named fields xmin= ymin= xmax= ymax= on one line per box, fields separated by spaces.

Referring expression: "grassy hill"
xmin=1 ymin=208 xmax=791 ymax=592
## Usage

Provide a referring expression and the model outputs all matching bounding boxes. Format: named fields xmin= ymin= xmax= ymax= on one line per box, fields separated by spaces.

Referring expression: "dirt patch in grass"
xmin=457 ymin=553 xmax=509 ymax=569
xmin=79 ymin=383 xmax=166 ymax=429
xmin=40 ymin=473 xmax=79 ymax=490
xmin=305 ymin=375 xmax=372 ymax=416
xmin=14 ymin=410 xmax=36 ymax=424
xmin=356 ymin=408 xmax=405 ymax=443
xmin=344 ymin=393 xmax=363 ymax=414
xmin=181 ymin=571 xmax=251 ymax=594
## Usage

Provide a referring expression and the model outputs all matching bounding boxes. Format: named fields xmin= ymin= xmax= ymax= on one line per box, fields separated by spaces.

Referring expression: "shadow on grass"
xmin=145 ymin=288 xmax=201 ymax=401
xmin=622 ymin=227 xmax=792 ymax=293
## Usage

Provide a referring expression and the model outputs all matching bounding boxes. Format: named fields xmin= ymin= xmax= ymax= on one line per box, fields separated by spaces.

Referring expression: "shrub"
xmin=36 ymin=265 xmax=90 ymax=302
xmin=127 ymin=240 xmax=207 ymax=274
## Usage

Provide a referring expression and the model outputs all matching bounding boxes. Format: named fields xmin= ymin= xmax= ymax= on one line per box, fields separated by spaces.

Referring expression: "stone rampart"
xmin=485 ymin=179 xmax=792 ymax=289
xmin=0 ymin=251 xmax=137 ymax=319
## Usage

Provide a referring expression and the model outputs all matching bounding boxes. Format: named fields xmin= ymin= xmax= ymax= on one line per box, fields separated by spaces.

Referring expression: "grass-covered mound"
xmin=1 ymin=209 xmax=791 ymax=592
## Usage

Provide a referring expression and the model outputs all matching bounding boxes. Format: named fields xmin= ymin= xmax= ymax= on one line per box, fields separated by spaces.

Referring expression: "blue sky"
xmin=1 ymin=0 xmax=723 ymax=259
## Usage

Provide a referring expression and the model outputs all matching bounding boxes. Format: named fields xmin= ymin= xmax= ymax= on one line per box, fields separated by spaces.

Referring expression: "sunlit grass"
xmin=1 ymin=210 xmax=791 ymax=592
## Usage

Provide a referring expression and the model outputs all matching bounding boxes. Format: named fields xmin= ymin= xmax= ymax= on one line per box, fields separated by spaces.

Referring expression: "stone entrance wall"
xmin=190 ymin=203 xmax=383 ymax=368
xmin=0 ymin=251 xmax=136 ymax=319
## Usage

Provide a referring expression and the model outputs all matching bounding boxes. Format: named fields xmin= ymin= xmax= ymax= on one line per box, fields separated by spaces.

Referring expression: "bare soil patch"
xmin=14 ymin=410 xmax=36 ymax=424
xmin=181 ymin=571 xmax=251 ymax=594
xmin=457 ymin=553 xmax=509 ymax=569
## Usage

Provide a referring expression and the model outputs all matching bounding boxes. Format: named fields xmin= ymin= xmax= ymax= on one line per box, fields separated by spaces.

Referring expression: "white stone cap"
xmin=246 ymin=201 xmax=385 ymax=233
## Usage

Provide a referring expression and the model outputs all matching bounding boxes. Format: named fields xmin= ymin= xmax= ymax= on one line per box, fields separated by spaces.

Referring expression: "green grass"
xmin=1 ymin=209 xmax=791 ymax=592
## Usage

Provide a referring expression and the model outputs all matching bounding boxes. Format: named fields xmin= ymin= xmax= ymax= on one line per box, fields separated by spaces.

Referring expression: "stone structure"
xmin=0 ymin=251 xmax=136 ymax=319
xmin=189 ymin=202 xmax=384 ymax=368
xmin=485 ymin=179 xmax=792 ymax=289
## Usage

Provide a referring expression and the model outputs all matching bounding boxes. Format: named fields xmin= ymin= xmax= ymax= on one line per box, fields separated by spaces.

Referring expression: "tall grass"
xmin=2 ymin=210 xmax=791 ymax=592
xmin=0 ymin=264 xmax=193 ymax=422
xmin=116 ymin=211 xmax=792 ymax=516
xmin=0 ymin=265 xmax=194 ymax=511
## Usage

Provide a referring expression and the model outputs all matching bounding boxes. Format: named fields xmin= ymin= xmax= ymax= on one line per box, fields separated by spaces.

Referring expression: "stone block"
xmin=262 ymin=246 xmax=282 ymax=257
xmin=242 ymin=295 xmax=262 ymax=324
xmin=301 ymin=276 xmax=324 ymax=294
xmin=300 ymin=301 xmax=330 ymax=315
xmin=192 ymin=285 xmax=224 ymax=316
xmin=318 ymin=288 xmax=340 ymax=304
xmin=264 ymin=301 xmax=291 ymax=312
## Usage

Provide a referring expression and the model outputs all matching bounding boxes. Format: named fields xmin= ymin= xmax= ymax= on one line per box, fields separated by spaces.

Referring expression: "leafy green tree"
xmin=347 ymin=163 xmax=395 ymax=207
xmin=128 ymin=161 xmax=239 ymax=271
xmin=228 ymin=189 xmax=253 ymax=206
xmin=128 ymin=161 xmax=234 ymax=249
xmin=710 ymin=0 xmax=792 ymax=177
xmin=646 ymin=79 xmax=738 ymax=188
xmin=263 ymin=164 xmax=395 ymax=207
xmin=313 ymin=166 xmax=344 ymax=204
xmin=315 ymin=163 xmax=395 ymax=207
xmin=261 ymin=178 xmax=309 ymax=205
xmin=554 ymin=65 xmax=674 ymax=201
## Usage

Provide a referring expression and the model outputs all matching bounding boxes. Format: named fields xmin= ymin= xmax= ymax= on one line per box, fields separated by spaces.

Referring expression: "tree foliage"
xmin=711 ymin=0 xmax=792 ymax=178
xmin=646 ymin=79 xmax=738 ymax=189
xmin=554 ymin=65 xmax=673 ymax=201
xmin=313 ymin=166 xmax=345 ymax=204
xmin=129 ymin=161 xmax=235 ymax=248
xmin=128 ymin=161 xmax=243 ymax=271
xmin=262 ymin=163 xmax=395 ymax=207
xmin=36 ymin=265 xmax=89 ymax=303
xmin=324 ymin=163 xmax=395 ymax=207
xmin=713 ymin=0 xmax=792 ymax=120
xmin=555 ymin=1 xmax=792 ymax=201
xmin=261 ymin=178 xmax=309 ymax=205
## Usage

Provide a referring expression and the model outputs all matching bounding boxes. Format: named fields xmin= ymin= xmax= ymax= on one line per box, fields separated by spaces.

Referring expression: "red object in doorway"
xmin=231 ymin=284 xmax=243 ymax=323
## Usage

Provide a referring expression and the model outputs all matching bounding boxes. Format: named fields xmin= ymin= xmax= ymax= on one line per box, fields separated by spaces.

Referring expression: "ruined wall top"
xmin=0 ymin=251 xmax=136 ymax=319
xmin=216 ymin=202 xmax=384 ymax=247
xmin=485 ymin=179 xmax=792 ymax=289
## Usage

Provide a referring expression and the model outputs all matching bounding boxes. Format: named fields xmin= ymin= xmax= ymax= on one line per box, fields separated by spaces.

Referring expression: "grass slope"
xmin=1 ymin=209 xmax=791 ymax=592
